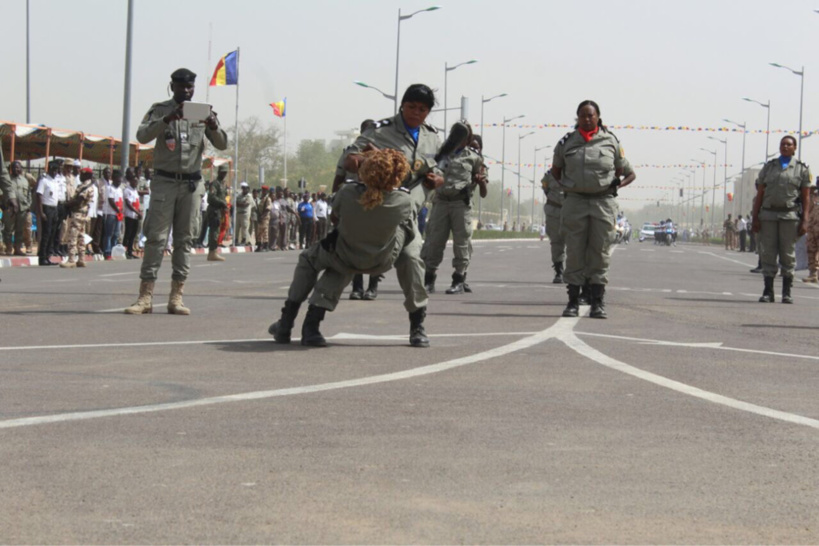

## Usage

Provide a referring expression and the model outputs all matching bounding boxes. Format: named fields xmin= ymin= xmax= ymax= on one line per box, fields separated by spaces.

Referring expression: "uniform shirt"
xmin=8 ymin=174 xmax=33 ymax=211
xmin=63 ymin=174 xmax=76 ymax=202
xmin=123 ymin=185 xmax=140 ymax=219
xmin=315 ymin=199 xmax=328 ymax=218
xmin=298 ymin=201 xmax=314 ymax=219
xmin=136 ymin=98 xmax=228 ymax=175
xmin=436 ymin=147 xmax=484 ymax=199
xmin=756 ymin=157 xmax=811 ymax=221
xmin=138 ymin=177 xmax=151 ymax=210
xmin=207 ymin=181 xmax=228 ymax=211
xmin=552 ymin=128 xmax=626 ymax=193
xmin=332 ymin=182 xmax=414 ymax=273
xmin=0 ymin=148 xmax=12 ymax=197
xmin=258 ymin=195 xmax=272 ymax=219
xmin=235 ymin=193 xmax=254 ymax=217
xmin=103 ymin=184 xmax=123 ymax=216
xmin=87 ymin=183 xmax=99 ymax=218
xmin=344 ymin=113 xmax=442 ymax=211
xmin=54 ymin=173 xmax=68 ymax=203
xmin=71 ymin=180 xmax=96 ymax=216
xmin=36 ymin=174 xmax=60 ymax=207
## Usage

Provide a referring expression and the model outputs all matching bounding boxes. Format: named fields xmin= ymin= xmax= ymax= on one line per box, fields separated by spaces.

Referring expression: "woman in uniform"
xmin=751 ymin=135 xmax=812 ymax=303
xmin=550 ymin=100 xmax=636 ymax=318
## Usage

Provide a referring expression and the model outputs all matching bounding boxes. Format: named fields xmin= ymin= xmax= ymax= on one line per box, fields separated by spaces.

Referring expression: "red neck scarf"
xmin=579 ymin=126 xmax=599 ymax=142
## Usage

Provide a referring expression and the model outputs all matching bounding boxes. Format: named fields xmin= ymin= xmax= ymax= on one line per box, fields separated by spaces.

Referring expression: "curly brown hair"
xmin=357 ymin=149 xmax=410 ymax=210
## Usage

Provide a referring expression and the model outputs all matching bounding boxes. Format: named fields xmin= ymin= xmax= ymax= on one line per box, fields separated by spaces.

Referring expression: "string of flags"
xmin=474 ymin=123 xmax=815 ymax=136
xmin=484 ymin=161 xmax=733 ymax=169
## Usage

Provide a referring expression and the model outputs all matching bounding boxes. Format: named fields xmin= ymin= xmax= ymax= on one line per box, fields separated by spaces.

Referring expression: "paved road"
xmin=1 ymin=240 xmax=817 ymax=544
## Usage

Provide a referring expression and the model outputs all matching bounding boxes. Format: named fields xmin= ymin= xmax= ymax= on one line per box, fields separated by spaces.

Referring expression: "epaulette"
xmin=374 ymin=118 xmax=392 ymax=129
xmin=558 ymin=132 xmax=573 ymax=146
xmin=398 ymin=187 xmax=411 ymax=193
xmin=467 ymin=146 xmax=481 ymax=155
xmin=797 ymin=159 xmax=809 ymax=169
xmin=606 ymin=129 xmax=620 ymax=142
xmin=423 ymin=123 xmax=438 ymax=134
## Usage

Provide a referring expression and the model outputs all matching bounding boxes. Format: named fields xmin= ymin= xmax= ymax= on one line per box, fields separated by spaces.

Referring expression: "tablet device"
xmin=182 ymin=102 xmax=212 ymax=122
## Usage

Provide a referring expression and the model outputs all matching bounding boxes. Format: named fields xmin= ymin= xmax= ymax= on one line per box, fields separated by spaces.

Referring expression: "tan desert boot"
xmin=76 ymin=259 xmax=86 ymax=268
xmin=803 ymin=270 xmax=818 ymax=283
xmin=207 ymin=250 xmax=226 ymax=262
xmin=124 ymin=280 xmax=155 ymax=314
xmin=168 ymin=279 xmax=191 ymax=315
xmin=59 ymin=261 xmax=76 ymax=269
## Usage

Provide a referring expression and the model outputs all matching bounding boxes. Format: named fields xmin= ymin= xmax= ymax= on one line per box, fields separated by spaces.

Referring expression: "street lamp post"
xmin=353 ymin=80 xmax=396 ymax=103
xmin=517 ymin=131 xmax=534 ymax=227
xmin=501 ymin=114 xmax=525 ymax=228
xmin=478 ymin=93 xmax=508 ymax=224
xmin=444 ymin=59 xmax=477 ymax=139
xmin=700 ymin=147 xmax=718 ymax=233
xmin=724 ymin=119 xmax=747 ymax=216
xmin=533 ymin=145 xmax=551 ymax=226
xmin=394 ymin=6 xmax=441 ymax=114
xmin=742 ymin=98 xmax=770 ymax=214
xmin=770 ymin=63 xmax=804 ymax=160
xmin=685 ymin=169 xmax=696 ymax=229
xmin=691 ymin=159 xmax=707 ymax=229
xmin=708 ymin=135 xmax=728 ymax=217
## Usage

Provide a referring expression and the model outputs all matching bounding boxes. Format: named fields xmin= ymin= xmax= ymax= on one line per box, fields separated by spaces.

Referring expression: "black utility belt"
xmin=546 ymin=200 xmax=562 ymax=208
xmin=436 ymin=192 xmax=469 ymax=202
xmin=763 ymin=205 xmax=798 ymax=212
xmin=567 ymin=189 xmax=614 ymax=199
xmin=155 ymin=169 xmax=201 ymax=181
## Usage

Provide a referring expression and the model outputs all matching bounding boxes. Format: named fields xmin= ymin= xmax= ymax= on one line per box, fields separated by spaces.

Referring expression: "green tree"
xmin=208 ymin=116 xmax=281 ymax=188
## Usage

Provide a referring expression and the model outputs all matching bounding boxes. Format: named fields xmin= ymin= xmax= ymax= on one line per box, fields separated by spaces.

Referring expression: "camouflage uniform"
xmin=803 ymin=188 xmax=819 ymax=281
xmin=62 ymin=179 xmax=95 ymax=267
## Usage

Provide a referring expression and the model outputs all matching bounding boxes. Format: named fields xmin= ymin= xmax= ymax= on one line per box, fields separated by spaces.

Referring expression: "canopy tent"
xmin=1 ymin=121 xmax=230 ymax=170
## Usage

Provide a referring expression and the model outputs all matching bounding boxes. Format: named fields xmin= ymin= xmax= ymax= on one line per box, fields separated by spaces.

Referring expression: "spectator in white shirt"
xmin=35 ymin=160 xmax=62 ymax=265
xmin=102 ymin=170 xmax=124 ymax=259
xmin=315 ymin=192 xmax=329 ymax=240
xmin=122 ymin=168 xmax=142 ymax=259
xmin=737 ymin=214 xmax=748 ymax=252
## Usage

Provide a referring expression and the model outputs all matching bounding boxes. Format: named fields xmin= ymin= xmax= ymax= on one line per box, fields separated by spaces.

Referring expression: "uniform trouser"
xmin=421 ymin=199 xmax=472 ymax=274
xmin=257 ymin=214 xmax=270 ymax=245
xmin=249 ymin=218 xmax=257 ymax=244
xmin=196 ymin=213 xmax=208 ymax=246
xmin=102 ymin=214 xmax=120 ymax=257
xmin=286 ymin=243 xmax=357 ymax=312
xmin=317 ymin=217 xmax=328 ymax=240
xmin=269 ymin=215 xmax=279 ymax=247
xmin=53 ymin=203 xmax=67 ymax=251
xmin=289 ymin=215 xmax=298 ymax=244
xmin=123 ymin=217 xmax=139 ymax=254
xmin=235 ymin=214 xmax=249 ymax=245
xmin=38 ymin=205 xmax=58 ymax=261
xmin=545 ymin=205 xmax=566 ymax=264
xmin=140 ymin=177 xmax=204 ymax=282
xmin=207 ymin=209 xmax=225 ymax=251
xmin=739 ymin=230 xmax=747 ymax=251
xmin=89 ymin=216 xmax=104 ymax=253
xmin=749 ymin=231 xmax=757 ymax=252
xmin=3 ymin=208 xmax=30 ymax=250
xmin=278 ymin=218 xmax=288 ymax=249
xmin=760 ymin=219 xmax=799 ymax=278
xmin=299 ymin=217 xmax=314 ymax=248
xmin=66 ymin=213 xmax=89 ymax=263
xmin=807 ymin=226 xmax=819 ymax=272
xmin=394 ymin=223 xmax=428 ymax=312
xmin=561 ymin=193 xmax=617 ymax=286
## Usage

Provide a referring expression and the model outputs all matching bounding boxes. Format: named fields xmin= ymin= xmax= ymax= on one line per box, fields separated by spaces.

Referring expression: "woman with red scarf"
xmin=550 ymin=100 xmax=636 ymax=318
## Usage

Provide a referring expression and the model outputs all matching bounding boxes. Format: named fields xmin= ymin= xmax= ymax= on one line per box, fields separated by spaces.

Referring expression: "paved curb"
xmin=0 ymin=246 xmax=256 ymax=268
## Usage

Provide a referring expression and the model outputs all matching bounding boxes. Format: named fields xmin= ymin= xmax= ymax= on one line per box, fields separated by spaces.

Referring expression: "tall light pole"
xmin=723 ymin=119 xmax=747 ymax=216
xmin=708 ymin=135 xmax=728 ymax=218
xmin=501 ymin=114 xmax=525 ymax=227
xmin=700 ymin=148 xmax=718 ymax=232
xmin=516 ymin=131 xmax=534 ymax=227
xmin=443 ymin=59 xmax=477 ymax=138
xmin=691 ymin=159 xmax=707 ymax=229
xmin=743 ymin=98 xmax=770 ymax=214
xmin=533 ymin=145 xmax=551 ymax=226
xmin=120 ymin=0 xmax=135 ymax=172
xmin=26 ymin=0 xmax=31 ymax=124
xmin=770 ymin=63 xmax=804 ymax=160
xmin=353 ymin=80 xmax=396 ymax=103
xmin=478 ymin=93 xmax=508 ymax=224
xmin=685 ymin=168 xmax=696 ymax=229
xmin=394 ymin=6 xmax=441 ymax=114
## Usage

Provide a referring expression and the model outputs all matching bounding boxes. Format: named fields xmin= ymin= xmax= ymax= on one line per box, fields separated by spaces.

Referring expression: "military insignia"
xmin=413 ymin=159 xmax=424 ymax=172
xmin=398 ymin=187 xmax=411 ymax=193
xmin=374 ymin=118 xmax=392 ymax=129
xmin=166 ymin=138 xmax=176 ymax=152
xmin=620 ymin=146 xmax=626 ymax=157
xmin=558 ymin=132 xmax=572 ymax=146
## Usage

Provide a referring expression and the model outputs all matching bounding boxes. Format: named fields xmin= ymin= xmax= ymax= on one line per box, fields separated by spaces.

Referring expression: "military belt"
xmin=762 ymin=205 xmax=799 ymax=212
xmin=546 ymin=199 xmax=562 ymax=208
xmin=567 ymin=189 xmax=615 ymax=199
xmin=156 ymin=169 xmax=202 ymax=181
xmin=436 ymin=192 xmax=468 ymax=202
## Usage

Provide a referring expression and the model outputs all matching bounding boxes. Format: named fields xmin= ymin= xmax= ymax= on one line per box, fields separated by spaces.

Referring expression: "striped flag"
xmin=210 ymin=51 xmax=239 ymax=86
xmin=270 ymin=99 xmax=286 ymax=118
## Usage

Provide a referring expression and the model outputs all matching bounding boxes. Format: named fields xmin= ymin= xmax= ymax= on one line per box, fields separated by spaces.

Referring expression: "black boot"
xmin=409 ymin=307 xmax=430 ymax=348
xmin=759 ymin=276 xmax=775 ymax=303
xmin=301 ymin=305 xmax=328 ymax=347
xmin=578 ymin=282 xmax=591 ymax=305
xmin=552 ymin=262 xmax=564 ymax=284
xmin=424 ymin=269 xmax=437 ymax=294
xmin=782 ymin=276 xmax=793 ymax=304
xmin=268 ymin=300 xmax=301 ymax=343
xmin=445 ymin=272 xmax=465 ymax=294
xmin=349 ymin=274 xmax=364 ymax=300
xmin=562 ymin=284 xmax=580 ymax=317
xmin=462 ymin=272 xmax=472 ymax=293
xmin=750 ymin=258 xmax=762 ymax=274
xmin=363 ymin=276 xmax=380 ymax=300
xmin=589 ymin=284 xmax=607 ymax=319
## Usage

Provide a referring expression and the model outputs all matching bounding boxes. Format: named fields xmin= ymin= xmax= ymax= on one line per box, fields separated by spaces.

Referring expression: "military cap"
xmin=261 ymin=185 xmax=269 ymax=190
xmin=217 ymin=163 xmax=230 ymax=174
xmin=171 ymin=68 xmax=197 ymax=83
xmin=48 ymin=159 xmax=63 ymax=169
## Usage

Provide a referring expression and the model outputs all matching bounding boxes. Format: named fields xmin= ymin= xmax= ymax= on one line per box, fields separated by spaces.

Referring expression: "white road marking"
xmin=560 ymin=332 xmax=819 ymax=430
xmin=639 ymin=249 xmax=655 ymax=252
xmin=98 ymin=272 xmax=136 ymax=278
xmin=0 ymin=319 xmax=579 ymax=429
xmin=698 ymin=251 xmax=756 ymax=268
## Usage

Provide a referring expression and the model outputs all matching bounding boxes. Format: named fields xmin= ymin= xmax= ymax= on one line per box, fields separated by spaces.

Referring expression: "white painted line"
xmin=639 ymin=249 xmax=655 ymax=252
xmin=96 ymin=308 xmax=127 ymax=313
xmin=0 ymin=320 xmax=579 ymax=429
xmin=697 ymin=251 xmax=756 ymax=268
xmin=560 ymin=332 xmax=819 ymax=430
xmin=98 ymin=272 xmax=136 ymax=278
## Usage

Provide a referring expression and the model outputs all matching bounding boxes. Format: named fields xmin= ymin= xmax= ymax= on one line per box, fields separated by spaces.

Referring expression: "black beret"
xmin=171 ymin=68 xmax=197 ymax=83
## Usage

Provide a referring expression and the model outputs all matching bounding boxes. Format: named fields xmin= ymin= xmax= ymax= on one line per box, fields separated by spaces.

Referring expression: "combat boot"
xmin=207 ymin=250 xmax=225 ymax=262
xmin=268 ymin=300 xmax=302 ymax=343
xmin=562 ymin=284 xmax=580 ymax=317
xmin=424 ymin=269 xmax=437 ymax=294
xmin=445 ymin=272 xmax=466 ymax=294
xmin=589 ymin=284 xmax=608 ymax=319
xmin=124 ymin=280 xmax=154 ymax=314
xmin=167 ymin=279 xmax=191 ymax=315
xmin=462 ymin=272 xmax=472 ymax=293
xmin=76 ymin=259 xmax=86 ymax=268
xmin=802 ymin=270 xmax=818 ymax=283
xmin=578 ymin=282 xmax=591 ymax=305
xmin=59 ymin=261 xmax=76 ymax=268
xmin=349 ymin=274 xmax=364 ymax=300
xmin=363 ymin=276 xmax=380 ymax=300
xmin=409 ymin=307 xmax=430 ymax=348
xmin=301 ymin=305 xmax=327 ymax=347
xmin=758 ymin=276 xmax=775 ymax=303
xmin=781 ymin=276 xmax=794 ymax=304
xmin=552 ymin=262 xmax=564 ymax=284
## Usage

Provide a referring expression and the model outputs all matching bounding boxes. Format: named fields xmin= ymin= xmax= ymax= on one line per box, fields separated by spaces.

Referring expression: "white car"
xmin=640 ymin=222 xmax=658 ymax=241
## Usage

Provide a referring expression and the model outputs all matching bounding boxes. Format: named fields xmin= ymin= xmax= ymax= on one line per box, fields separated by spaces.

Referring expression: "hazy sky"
xmin=3 ymin=0 xmax=818 ymax=211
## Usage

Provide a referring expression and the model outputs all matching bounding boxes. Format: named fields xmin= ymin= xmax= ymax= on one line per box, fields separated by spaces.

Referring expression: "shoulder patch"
xmin=423 ymin=123 xmax=438 ymax=134
xmin=374 ymin=118 xmax=392 ymax=129
xmin=398 ymin=187 xmax=411 ymax=193
xmin=558 ymin=132 xmax=573 ymax=146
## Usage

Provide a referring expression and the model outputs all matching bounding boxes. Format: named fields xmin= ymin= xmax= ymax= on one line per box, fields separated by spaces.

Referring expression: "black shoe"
xmin=363 ymin=277 xmax=379 ymax=300
xmin=759 ymin=276 xmax=775 ymax=303
xmin=445 ymin=272 xmax=465 ymax=294
xmin=409 ymin=307 xmax=430 ymax=348
xmin=578 ymin=282 xmax=591 ymax=306
xmin=782 ymin=276 xmax=793 ymax=304
xmin=424 ymin=269 xmax=437 ymax=294
xmin=552 ymin=262 xmax=564 ymax=284
xmin=268 ymin=300 xmax=301 ymax=343
xmin=589 ymin=284 xmax=608 ymax=319
xmin=462 ymin=272 xmax=472 ymax=293
xmin=562 ymin=284 xmax=580 ymax=317
xmin=349 ymin=290 xmax=364 ymax=300
xmin=301 ymin=305 xmax=327 ymax=347
xmin=750 ymin=267 xmax=762 ymax=274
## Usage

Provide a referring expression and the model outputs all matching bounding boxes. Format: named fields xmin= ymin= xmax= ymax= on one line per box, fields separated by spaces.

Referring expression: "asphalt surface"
xmin=1 ymin=239 xmax=818 ymax=544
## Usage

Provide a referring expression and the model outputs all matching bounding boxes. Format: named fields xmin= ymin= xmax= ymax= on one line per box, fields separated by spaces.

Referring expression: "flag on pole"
xmin=270 ymin=99 xmax=286 ymax=118
xmin=209 ymin=50 xmax=239 ymax=86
